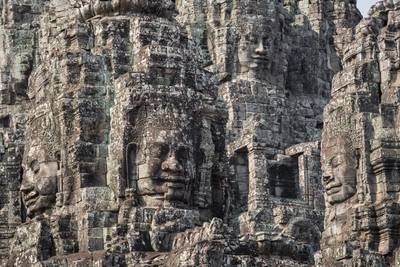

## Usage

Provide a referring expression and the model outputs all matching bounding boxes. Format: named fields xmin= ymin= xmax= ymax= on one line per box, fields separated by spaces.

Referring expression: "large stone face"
xmin=1 ymin=0 xmax=400 ymax=266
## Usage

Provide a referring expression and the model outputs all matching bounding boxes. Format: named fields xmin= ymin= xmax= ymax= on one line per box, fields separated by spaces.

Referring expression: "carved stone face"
xmin=21 ymin=147 xmax=58 ymax=218
xmin=322 ymin=138 xmax=357 ymax=204
xmin=136 ymin=126 xmax=195 ymax=207
xmin=238 ymin=23 xmax=274 ymax=79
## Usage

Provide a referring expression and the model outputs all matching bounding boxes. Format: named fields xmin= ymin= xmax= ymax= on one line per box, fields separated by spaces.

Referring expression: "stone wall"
xmin=316 ymin=1 xmax=400 ymax=266
xmin=0 ymin=0 xmax=400 ymax=266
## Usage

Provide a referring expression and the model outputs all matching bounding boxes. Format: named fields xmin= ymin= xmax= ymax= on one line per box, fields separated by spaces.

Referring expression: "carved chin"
xmin=140 ymin=184 xmax=188 ymax=207
xmin=246 ymin=60 xmax=269 ymax=74
xmin=165 ymin=187 xmax=186 ymax=201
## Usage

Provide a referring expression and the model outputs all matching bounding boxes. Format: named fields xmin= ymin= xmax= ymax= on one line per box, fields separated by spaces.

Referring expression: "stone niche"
xmin=268 ymin=159 xmax=299 ymax=199
xmin=230 ymin=147 xmax=250 ymax=213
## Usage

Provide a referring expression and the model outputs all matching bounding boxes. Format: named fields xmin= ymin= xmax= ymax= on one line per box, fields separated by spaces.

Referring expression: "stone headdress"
xmin=322 ymin=96 xmax=365 ymax=154
xmin=126 ymin=86 xmax=203 ymax=145
xmin=231 ymin=0 xmax=280 ymax=30
xmin=23 ymin=104 xmax=60 ymax=165
xmin=23 ymin=63 xmax=61 ymax=165
xmin=76 ymin=0 xmax=177 ymax=22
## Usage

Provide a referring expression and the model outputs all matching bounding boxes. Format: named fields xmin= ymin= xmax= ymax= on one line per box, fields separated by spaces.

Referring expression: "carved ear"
xmin=126 ymin=143 xmax=138 ymax=190
xmin=354 ymin=148 xmax=361 ymax=169
xmin=54 ymin=151 xmax=61 ymax=170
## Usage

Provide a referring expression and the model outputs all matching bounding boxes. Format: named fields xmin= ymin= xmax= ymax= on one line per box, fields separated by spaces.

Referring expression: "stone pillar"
xmin=247 ymin=144 xmax=268 ymax=211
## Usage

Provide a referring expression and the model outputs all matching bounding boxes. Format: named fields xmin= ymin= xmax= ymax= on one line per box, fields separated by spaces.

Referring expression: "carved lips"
xmin=325 ymin=181 xmax=343 ymax=195
xmin=158 ymin=174 xmax=189 ymax=184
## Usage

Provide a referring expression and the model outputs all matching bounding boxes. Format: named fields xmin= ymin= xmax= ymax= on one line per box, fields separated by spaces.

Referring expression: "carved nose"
xmin=255 ymin=41 xmax=266 ymax=54
xmin=20 ymin=183 xmax=34 ymax=193
xmin=322 ymin=172 xmax=333 ymax=184
xmin=162 ymin=156 xmax=183 ymax=173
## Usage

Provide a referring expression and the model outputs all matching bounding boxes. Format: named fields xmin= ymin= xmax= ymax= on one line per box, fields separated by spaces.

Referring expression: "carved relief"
xmin=4 ymin=0 xmax=400 ymax=266
xmin=76 ymin=0 xmax=176 ymax=22
xmin=236 ymin=22 xmax=276 ymax=80
xmin=322 ymin=137 xmax=357 ymax=205
xmin=129 ymin=97 xmax=200 ymax=208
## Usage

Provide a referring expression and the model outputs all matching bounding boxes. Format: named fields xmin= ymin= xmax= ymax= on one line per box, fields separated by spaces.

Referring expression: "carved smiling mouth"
xmin=24 ymin=191 xmax=38 ymax=207
xmin=251 ymin=55 xmax=268 ymax=60
xmin=325 ymin=182 xmax=342 ymax=194
xmin=25 ymin=199 xmax=37 ymax=208
xmin=158 ymin=174 xmax=189 ymax=184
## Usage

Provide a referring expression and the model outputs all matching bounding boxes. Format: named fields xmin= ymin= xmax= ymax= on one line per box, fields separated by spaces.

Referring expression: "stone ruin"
xmin=0 ymin=0 xmax=400 ymax=266
xmin=315 ymin=1 xmax=400 ymax=265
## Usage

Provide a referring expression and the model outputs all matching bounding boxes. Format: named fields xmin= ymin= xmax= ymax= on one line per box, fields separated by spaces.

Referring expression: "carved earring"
xmin=126 ymin=142 xmax=138 ymax=189
xmin=54 ymin=151 xmax=61 ymax=170
xmin=354 ymin=148 xmax=361 ymax=169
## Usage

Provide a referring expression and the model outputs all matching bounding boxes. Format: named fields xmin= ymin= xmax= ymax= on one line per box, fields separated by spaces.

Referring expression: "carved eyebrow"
xmin=323 ymin=155 xmax=336 ymax=165
xmin=176 ymin=144 xmax=191 ymax=149
xmin=149 ymin=142 xmax=168 ymax=148
xmin=328 ymin=153 xmax=346 ymax=165
xmin=149 ymin=143 xmax=169 ymax=154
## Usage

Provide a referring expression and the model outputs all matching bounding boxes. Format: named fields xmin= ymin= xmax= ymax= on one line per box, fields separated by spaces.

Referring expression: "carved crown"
xmin=76 ymin=0 xmax=176 ymax=22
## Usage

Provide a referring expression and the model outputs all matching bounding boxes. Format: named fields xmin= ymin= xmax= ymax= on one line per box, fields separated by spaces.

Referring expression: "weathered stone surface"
xmin=1 ymin=0 xmax=400 ymax=266
xmin=315 ymin=1 xmax=400 ymax=266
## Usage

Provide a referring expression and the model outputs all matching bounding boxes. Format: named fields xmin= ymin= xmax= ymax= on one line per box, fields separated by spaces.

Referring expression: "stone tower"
xmin=1 ymin=0 xmax=400 ymax=266
xmin=316 ymin=1 xmax=400 ymax=266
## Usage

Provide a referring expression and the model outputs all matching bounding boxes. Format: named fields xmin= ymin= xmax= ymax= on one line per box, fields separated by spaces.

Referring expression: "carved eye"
xmin=331 ymin=156 xmax=341 ymax=168
xmin=249 ymin=37 xmax=258 ymax=45
xmin=262 ymin=37 xmax=270 ymax=45
xmin=176 ymin=147 xmax=189 ymax=161
xmin=149 ymin=144 xmax=169 ymax=159
xmin=30 ymin=160 xmax=40 ymax=174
